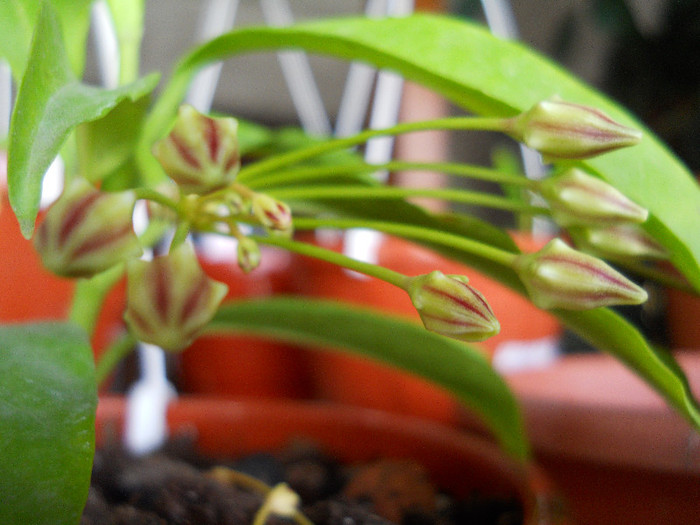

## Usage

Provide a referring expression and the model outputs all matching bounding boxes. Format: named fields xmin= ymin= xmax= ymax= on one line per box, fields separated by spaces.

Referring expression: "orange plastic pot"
xmin=289 ymin=233 xmax=560 ymax=424
xmin=95 ymin=396 xmax=565 ymax=525
xmin=178 ymin=247 xmax=311 ymax=399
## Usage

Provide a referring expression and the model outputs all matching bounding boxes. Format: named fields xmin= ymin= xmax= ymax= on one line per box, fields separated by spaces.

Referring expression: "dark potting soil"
xmin=81 ymin=437 xmax=522 ymax=525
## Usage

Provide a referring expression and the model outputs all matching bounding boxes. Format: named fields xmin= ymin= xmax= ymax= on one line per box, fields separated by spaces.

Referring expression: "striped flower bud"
xmin=513 ymin=238 xmax=648 ymax=310
xmin=124 ymin=243 xmax=228 ymax=351
xmin=237 ymin=237 xmax=261 ymax=273
xmin=251 ymin=193 xmax=293 ymax=236
xmin=153 ymin=105 xmax=240 ymax=194
xmin=569 ymin=224 xmax=669 ymax=261
xmin=34 ymin=178 xmax=142 ymax=278
xmin=406 ymin=271 xmax=500 ymax=342
xmin=538 ymin=168 xmax=648 ymax=227
xmin=507 ymin=98 xmax=642 ymax=159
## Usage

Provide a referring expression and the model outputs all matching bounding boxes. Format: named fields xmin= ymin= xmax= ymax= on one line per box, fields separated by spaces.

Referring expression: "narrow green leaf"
xmin=147 ymin=13 xmax=700 ymax=291
xmin=0 ymin=0 xmax=93 ymax=81
xmin=208 ymin=297 xmax=529 ymax=461
xmin=7 ymin=3 xmax=159 ymax=237
xmin=0 ymin=322 xmax=97 ymax=525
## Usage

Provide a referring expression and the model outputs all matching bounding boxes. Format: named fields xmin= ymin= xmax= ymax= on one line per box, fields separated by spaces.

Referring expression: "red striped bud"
xmin=513 ymin=238 xmax=648 ymax=310
xmin=153 ymin=105 xmax=240 ymax=194
xmin=124 ymin=243 xmax=228 ymax=351
xmin=569 ymin=224 xmax=669 ymax=261
xmin=34 ymin=178 xmax=142 ymax=278
xmin=251 ymin=193 xmax=293 ymax=236
xmin=237 ymin=237 xmax=261 ymax=273
xmin=539 ymin=168 xmax=648 ymax=227
xmin=508 ymin=99 xmax=642 ymax=159
xmin=406 ymin=271 xmax=500 ymax=342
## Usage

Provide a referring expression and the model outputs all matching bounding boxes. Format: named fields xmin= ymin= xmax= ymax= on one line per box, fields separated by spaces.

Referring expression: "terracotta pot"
xmin=289 ymin=233 xmax=560 ymax=424
xmin=177 ymin=245 xmax=311 ymax=399
xmin=95 ymin=396 xmax=565 ymax=524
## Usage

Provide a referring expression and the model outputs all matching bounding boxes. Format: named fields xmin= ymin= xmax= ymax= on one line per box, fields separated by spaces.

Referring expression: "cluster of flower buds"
xmin=123 ymin=243 xmax=228 ymax=351
xmin=507 ymin=98 xmax=642 ymax=160
xmin=513 ymin=238 xmax=648 ymax=310
xmin=34 ymin=178 xmax=142 ymax=277
xmin=405 ymin=271 xmax=500 ymax=342
xmin=250 ymin=192 xmax=293 ymax=237
xmin=152 ymin=104 xmax=241 ymax=194
xmin=537 ymin=168 xmax=648 ymax=227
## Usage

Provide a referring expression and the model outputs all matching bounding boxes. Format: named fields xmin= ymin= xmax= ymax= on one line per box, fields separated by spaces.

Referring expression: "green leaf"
xmin=208 ymin=297 xmax=529 ymax=461
xmin=147 ymin=13 xmax=700 ymax=291
xmin=558 ymin=308 xmax=700 ymax=430
xmin=7 ymin=3 xmax=159 ymax=237
xmin=0 ymin=0 xmax=93 ymax=81
xmin=0 ymin=322 xmax=97 ymax=525
xmin=105 ymin=0 xmax=145 ymax=84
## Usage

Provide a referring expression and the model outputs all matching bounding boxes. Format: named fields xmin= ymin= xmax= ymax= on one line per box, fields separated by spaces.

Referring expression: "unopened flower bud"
xmin=539 ymin=168 xmax=648 ymax=227
xmin=34 ymin=178 xmax=142 ymax=278
xmin=251 ymin=193 xmax=293 ymax=236
xmin=237 ymin=237 xmax=261 ymax=273
xmin=513 ymin=238 xmax=648 ymax=310
xmin=153 ymin=105 xmax=240 ymax=194
xmin=406 ymin=271 xmax=500 ymax=342
xmin=508 ymin=98 xmax=642 ymax=159
xmin=570 ymin=224 xmax=669 ymax=261
xmin=124 ymin=243 xmax=228 ymax=351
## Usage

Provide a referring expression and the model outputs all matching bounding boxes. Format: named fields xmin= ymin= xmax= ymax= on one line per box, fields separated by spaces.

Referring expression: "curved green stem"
xmin=269 ymin=185 xmax=547 ymax=215
xmin=237 ymin=116 xmax=509 ymax=183
xmin=95 ymin=332 xmax=137 ymax=386
xmin=293 ymin=217 xmax=518 ymax=267
xmin=247 ymin=160 xmax=538 ymax=191
xmin=249 ymin=234 xmax=408 ymax=289
xmin=133 ymin=187 xmax=181 ymax=212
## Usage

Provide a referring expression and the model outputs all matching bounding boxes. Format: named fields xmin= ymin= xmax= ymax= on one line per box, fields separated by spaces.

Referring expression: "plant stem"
xmin=95 ymin=333 xmax=137 ymax=386
xmin=247 ymin=160 xmax=538 ymax=191
xmin=249 ymin=234 xmax=408 ymax=289
xmin=267 ymin=186 xmax=547 ymax=215
xmin=237 ymin=116 xmax=509 ymax=183
xmin=133 ymin=187 xmax=181 ymax=212
xmin=292 ymin=217 xmax=518 ymax=267
xmin=69 ymin=264 xmax=125 ymax=337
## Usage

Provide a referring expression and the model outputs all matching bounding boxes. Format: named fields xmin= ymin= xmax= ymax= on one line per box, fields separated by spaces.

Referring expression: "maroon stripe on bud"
xmin=424 ymin=284 xmax=491 ymax=321
xmin=70 ymin=222 xmax=133 ymax=258
xmin=540 ymin=254 xmax=639 ymax=291
xmin=154 ymin=262 xmax=171 ymax=322
xmin=169 ymin=133 xmax=201 ymax=169
xmin=180 ymin=274 xmax=208 ymax=323
xmin=204 ymin=118 xmax=220 ymax=162
xmin=127 ymin=307 xmax=157 ymax=337
xmin=59 ymin=191 xmax=101 ymax=245
xmin=421 ymin=312 xmax=485 ymax=330
xmin=224 ymin=151 xmax=239 ymax=172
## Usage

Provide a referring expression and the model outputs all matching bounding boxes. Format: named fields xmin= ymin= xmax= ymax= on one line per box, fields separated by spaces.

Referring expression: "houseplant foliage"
xmin=1 ymin=1 xmax=700 ymax=522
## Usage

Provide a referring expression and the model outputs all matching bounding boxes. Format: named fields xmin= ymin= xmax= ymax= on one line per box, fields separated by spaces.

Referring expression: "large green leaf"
xmin=7 ymin=3 xmax=159 ymax=237
xmin=0 ymin=322 xmax=97 ymax=525
xmin=209 ymin=297 xmax=529 ymax=461
xmin=0 ymin=0 xmax=93 ymax=81
xmin=144 ymin=13 xmax=700 ymax=291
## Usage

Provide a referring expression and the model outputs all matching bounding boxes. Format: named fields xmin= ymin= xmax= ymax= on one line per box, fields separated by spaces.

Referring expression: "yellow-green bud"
xmin=508 ymin=98 xmax=642 ymax=160
xmin=237 ymin=237 xmax=261 ymax=273
xmin=124 ymin=243 xmax=228 ymax=351
xmin=513 ymin=238 xmax=648 ymax=310
xmin=251 ymin=193 xmax=293 ymax=236
xmin=569 ymin=224 xmax=669 ymax=261
xmin=539 ymin=168 xmax=648 ymax=227
xmin=34 ymin=178 xmax=142 ymax=278
xmin=153 ymin=105 xmax=240 ymax=194
xmin=406 ymin=271 xmax=500 ymax=342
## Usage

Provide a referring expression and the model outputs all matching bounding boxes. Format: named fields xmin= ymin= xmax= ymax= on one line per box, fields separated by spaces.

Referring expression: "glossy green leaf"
xmin=7 ymin=3 xmax=159 ymax=237
xmin=146 ymin=13 xmax=700 ymax=291
xmin=0 ymin=322 xmax=97 ymax=525
xmin=209 ymin=297 xmax=529 ymax=461
xmin=0 ymin=0 xmax=93 ymax=81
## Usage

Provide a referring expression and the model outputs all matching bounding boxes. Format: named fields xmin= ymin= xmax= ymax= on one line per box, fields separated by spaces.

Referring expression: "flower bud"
xmin=569 ymin=224 xmax=669 ymax=261
xmin=406 ymin=271 xmax=500 ymax=342
xmin=237 ymin=237 xmax=261 ymax=273
xmin=508 ymin=98 xmax=642 ymax=159
xmin=124 ymin=243 xmax=228 ymax=351
xmin=513 ymin=238 xmax=648 ymax=310
xmin=539 ymin=168 xmax=648 ymax=227
xmin=251 ymin=193 xmax=293 ymax=236
xmin=153 ymin=105 xmax=240 ymax=194
xmin=34 ymin=178 xmax=142 ymax=278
